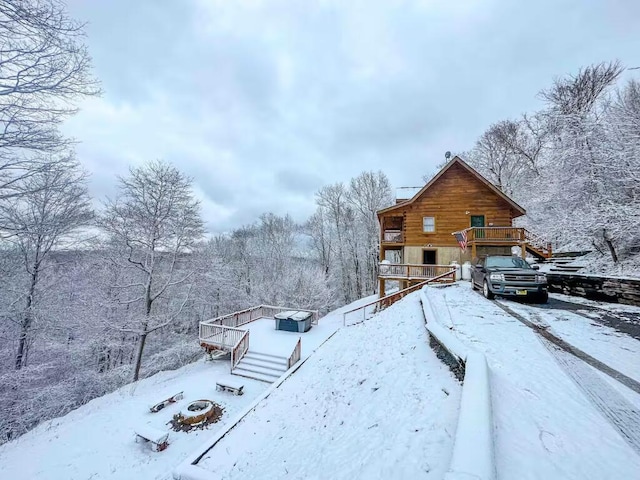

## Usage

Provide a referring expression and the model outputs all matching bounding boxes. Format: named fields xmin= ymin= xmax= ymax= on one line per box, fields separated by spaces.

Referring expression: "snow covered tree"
xmin=311 ymin=171 xmax=393 ymax=303
xmin=0 ymin=157 xmax=92 ymax=369
xmin=0 ymin=0 xmax=99 ymax=201
xmin=99 ymin=160 xmax=204 ymax=381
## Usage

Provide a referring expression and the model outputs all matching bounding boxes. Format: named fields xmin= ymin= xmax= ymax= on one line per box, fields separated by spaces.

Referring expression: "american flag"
xmin=453 ymin=230 xmax=468 ymax=252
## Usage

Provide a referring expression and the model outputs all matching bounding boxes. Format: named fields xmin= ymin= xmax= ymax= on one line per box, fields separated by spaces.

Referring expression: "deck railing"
xmin=199 ymin=324 xmax=247 ymax=350
xmin=343 ymin=268 xmax=456 ymax=326
xmin=207 ymin=305 xmax=265 ymax=328
xmin=457 ymin=227 xmax=552 ymax=257
xmin=230 ymin=330 xmax=250 ymax=372
xmin=200 ymin=304 xmax=320 ymax=335
xmin=378 ymin=263 xmax=456 ymax=280
xmin=465 ymin=227 xmax=525 ymax=243
xmin=287 ymin=337 xmax=302 ymax=369
xmin=382 ymin=230 xmax=404 ymax=243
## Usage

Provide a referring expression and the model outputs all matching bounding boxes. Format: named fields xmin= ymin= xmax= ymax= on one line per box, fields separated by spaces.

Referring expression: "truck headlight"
xmin=536 ymin=275 xmax=547 ymax=283
xmin=490 ymin=273 xmax=504 ymax=281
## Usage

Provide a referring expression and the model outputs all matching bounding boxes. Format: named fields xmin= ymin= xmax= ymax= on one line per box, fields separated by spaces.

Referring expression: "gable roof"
xmin=377 ymin=156 xmax=526 ymax=217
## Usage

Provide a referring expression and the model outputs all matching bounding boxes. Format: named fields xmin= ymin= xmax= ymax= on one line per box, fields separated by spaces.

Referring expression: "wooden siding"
xmin=381 ymin=162 xmax=516 ymax=248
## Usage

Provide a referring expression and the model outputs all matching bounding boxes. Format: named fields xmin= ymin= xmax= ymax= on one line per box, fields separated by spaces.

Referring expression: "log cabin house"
xmin=377 ymin=156 xmax=551 ymax=296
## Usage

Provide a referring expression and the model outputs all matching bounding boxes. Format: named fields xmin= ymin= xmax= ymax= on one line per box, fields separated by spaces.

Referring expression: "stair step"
xmin=232 ymin=367 xmax=281 ymax=383
xmin=240 ymin=357 xmax=288 ymax=372
xmin=244 ymin=351 xmax=288 ymax=366
xmin=247 ymin=350 xmax=289 ymax=361
xmin=234 ymin=361 xmax=286 ymax=377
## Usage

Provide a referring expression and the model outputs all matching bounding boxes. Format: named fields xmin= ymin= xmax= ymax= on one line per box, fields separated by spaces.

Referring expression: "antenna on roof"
xmin=445 ymin=151 xmax=451 ymax=161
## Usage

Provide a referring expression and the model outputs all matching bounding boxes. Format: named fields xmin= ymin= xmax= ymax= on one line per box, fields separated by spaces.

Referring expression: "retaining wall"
xmin=420 ymin=285 xmax=496 ymax=480
xmin=547 ymin=273 xmax=640 ymax=306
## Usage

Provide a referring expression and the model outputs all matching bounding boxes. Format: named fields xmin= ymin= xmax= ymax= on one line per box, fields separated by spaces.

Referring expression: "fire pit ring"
xmin=180 ymin=400 xmax=216 ymax=425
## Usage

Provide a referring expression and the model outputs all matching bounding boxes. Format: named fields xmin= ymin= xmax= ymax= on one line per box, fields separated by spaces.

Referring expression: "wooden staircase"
xmin=524 ymin=229 xmax=552 ymax=260
xmin=232 ymin=350 xmax=289 ymax=383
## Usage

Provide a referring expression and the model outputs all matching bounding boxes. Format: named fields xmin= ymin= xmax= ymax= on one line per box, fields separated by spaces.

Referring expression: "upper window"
xmin=422 ymin=216 xmax=435 ymax=233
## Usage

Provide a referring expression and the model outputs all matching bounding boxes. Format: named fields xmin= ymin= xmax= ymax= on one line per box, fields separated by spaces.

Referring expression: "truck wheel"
xmin=483 ymin=280 xmax=495 ymax=300
xmin=536 ymin=291 xmax=549 ymax=304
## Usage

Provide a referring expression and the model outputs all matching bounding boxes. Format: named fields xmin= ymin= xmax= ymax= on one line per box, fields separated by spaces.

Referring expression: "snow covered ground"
xmin=499 ymin=298 xmax=640 ymax=384
xmin=6 ymin=282 xmax=638 ymax=480
xmin=192 ymin=292 xmax=461 ymax=479
xmin=426 ymin=282 xmax=640 ymax=479
xmin=0 ymin=294 xmax=382 ymax=480
xmin=0 ymin=359 xmax=269 ymax=480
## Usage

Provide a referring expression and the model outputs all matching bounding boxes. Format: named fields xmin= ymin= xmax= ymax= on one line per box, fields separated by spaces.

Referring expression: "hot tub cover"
xmin=274 ymin=310 xmax=299 ymax=320
xmin=290 ymin=311 xmax=312 ymax=321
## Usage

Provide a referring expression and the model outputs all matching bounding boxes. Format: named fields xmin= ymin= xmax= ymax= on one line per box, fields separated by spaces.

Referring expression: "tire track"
xmin=494 ymin=301 xmax=640 ymax=455
xmin=542 ymin=338 xmax=640 ymax=455
xmin=493 ymin=301 xmax=640 ymax=394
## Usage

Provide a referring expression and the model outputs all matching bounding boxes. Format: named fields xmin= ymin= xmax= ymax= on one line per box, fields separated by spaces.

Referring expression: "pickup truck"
xmin=471 ymin=255 xmax=548 ymax=303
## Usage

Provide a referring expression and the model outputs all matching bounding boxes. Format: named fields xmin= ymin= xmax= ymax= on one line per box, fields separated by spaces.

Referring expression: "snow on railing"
xmin=458 ymin=227 xmax=552 ymax=257
xmin=230 ymin=330 xmax=250 ymax=372
xmin=200 ymin=305 xmax=320 ymax=333
xmin=463 ymin=226 xmax=524 ymax=243
xmin=378 ymin=263 xmax=456 ymax=279
xmin=199 ymin=324 xmax=246 ymax=350
xmin=287 ymin=337 xmax=302 ymax=369
xmin=343 ymin=268 xmax=456 ymax=326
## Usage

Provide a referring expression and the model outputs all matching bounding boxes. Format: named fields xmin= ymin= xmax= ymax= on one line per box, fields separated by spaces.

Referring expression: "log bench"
xmin=135 ymin=426 xmax=170 ymax=452
xmin=216 ymin=377 xmax=245 ymax=395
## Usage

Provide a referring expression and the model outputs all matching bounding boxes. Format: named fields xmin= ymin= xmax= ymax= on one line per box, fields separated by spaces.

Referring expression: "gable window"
xmin=422 ymin=216 xmax=435 ymax=233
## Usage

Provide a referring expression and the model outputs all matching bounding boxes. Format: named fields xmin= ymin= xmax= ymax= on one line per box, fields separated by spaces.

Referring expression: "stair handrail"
xmin=230 ymin=330 xmax=250 ymax=372
xmin=343 ymin=268 xmax=456 ymax=326
xmin=287 ymin=337 xmax=302 ymax=369
xmin=524 ymin=228 xmax=552 ymax=256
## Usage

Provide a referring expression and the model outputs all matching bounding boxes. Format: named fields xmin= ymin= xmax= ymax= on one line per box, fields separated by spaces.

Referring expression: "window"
xmin=422 ymin=216 xmax=435 ymax=233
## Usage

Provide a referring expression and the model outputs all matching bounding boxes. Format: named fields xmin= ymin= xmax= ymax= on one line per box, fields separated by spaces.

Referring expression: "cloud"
xmin=62 ymin=0 xmax=640 ymax=234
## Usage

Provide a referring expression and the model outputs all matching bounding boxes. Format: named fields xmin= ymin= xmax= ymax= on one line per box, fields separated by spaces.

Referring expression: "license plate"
xmin=516 ymin=290 xmax=527 ymax=295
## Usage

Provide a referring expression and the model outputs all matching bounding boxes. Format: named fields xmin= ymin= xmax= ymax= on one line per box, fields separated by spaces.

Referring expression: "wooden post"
xmin=521 ymin=242 xmax=526 ymax=258
xmin=379 ymin=277 xmax=386 ymax=298
xmin=471 ymin=242 xmax=477 ymax=260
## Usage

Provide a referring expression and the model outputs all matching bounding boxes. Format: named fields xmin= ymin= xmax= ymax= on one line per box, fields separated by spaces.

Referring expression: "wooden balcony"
xmin=378 ymin=263 xmax=457 ymax=281
xmin=382 ymin=230 xmax=404 ymax=244
xmin=461 ymin=227 xmax=552 ymax=259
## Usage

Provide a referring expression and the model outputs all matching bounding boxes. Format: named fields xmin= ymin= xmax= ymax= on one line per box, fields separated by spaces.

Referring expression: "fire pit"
xmin=170 ymin=400 xmax=224 ymax=432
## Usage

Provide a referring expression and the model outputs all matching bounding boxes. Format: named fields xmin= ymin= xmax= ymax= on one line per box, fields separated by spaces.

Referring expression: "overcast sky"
xmin=62 ymin=0 xmax=640 ymax=233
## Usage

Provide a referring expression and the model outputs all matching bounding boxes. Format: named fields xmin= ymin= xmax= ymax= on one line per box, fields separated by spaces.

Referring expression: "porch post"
xmin=379 ymin=277 xmax=386 ymax=298
xmin=471 ymin=242 xmax=476 ymax=260
xmin=521 ymin=242 xmax=527 ymax=258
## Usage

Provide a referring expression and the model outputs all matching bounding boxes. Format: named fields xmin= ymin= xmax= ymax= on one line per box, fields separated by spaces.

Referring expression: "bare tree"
xmin=99 ymin=160 xmax=204 ymax=381
xmin=348 ymin=171 xmax=393 ymax=294
xmin=0 ymin=157 xmax=92 ymax=369
xmin=0 ymin=0 xmax=100 ymax=199
xmin=306 ymin=208 xmax=333 ymax=278
xmin=540 ymin=61 xmax=623 ymax=117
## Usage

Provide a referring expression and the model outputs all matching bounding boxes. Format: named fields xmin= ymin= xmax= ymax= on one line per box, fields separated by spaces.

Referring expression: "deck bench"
xmin=135 ymin=426 xmax=170 ymax=452
xmin=149 ymin=391 xmax=183 ymax=413
xmin=216 ymin=377 xmax=245 ymax=395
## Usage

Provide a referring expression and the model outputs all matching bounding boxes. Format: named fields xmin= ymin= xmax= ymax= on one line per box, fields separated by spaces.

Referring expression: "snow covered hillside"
xmin=0 ymin=293 xmax=460 ymax=480
xmin=188 ymin=292 xmax=461 ymax=479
